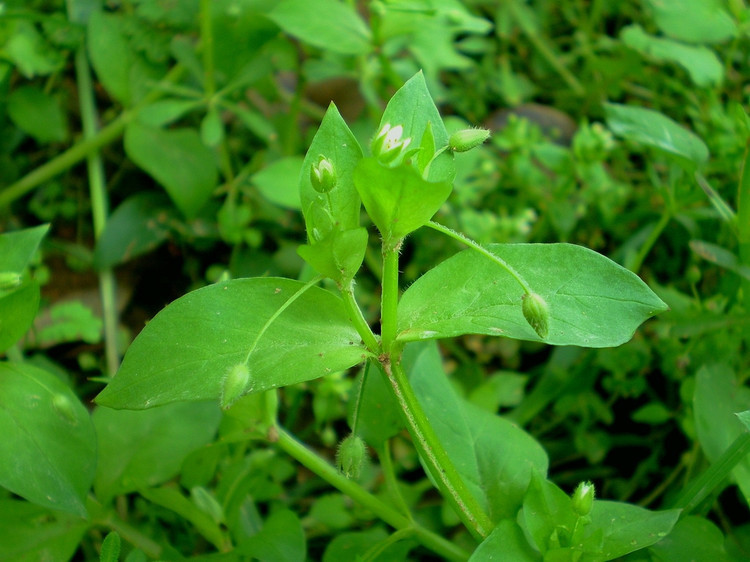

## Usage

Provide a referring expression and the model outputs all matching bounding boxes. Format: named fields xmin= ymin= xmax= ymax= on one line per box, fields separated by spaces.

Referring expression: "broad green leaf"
xmin=93 ymin=192 xmax=178 ymax=269
xmin=7 ymin=86 xmax=67 ymax=143
xmin=470 ymin=519 xmax=540 ymax=561
xmin=95 ymin=278 xmax=369 ymax=409
xmin=604 ymin=103 xmax=709 ymax=169
xmin=0 ymin=224 xmax=49 ymax=272
xmin=589 ymin=501 xmax=679 ymax=559
xmin=398 ymin=244 xmax=668 ymax=347
xmin=694 ymin=364 xmax=750 ymax=504
xmin=200 ymin=107 xmax=225 ymax=147
xmin=647 ymin=516 xmax=733 ymax=562
xmin=87 ymin=11 xmax=133 ymax=104
xmin=268 ymin=0 xmax=371 ymax=55
xmin=323 ymin=528 xmax=391 ymax=562
xmin=0 ymin=363 xmax=96 ymax=517
xmin=124 ymin=122 xmax=218 ymax=218
xmin=300 ymin=103 xmax=363 ymax=240
xmin=238 ymin=509 xmax=306 ymax=561
xmin=0 ymin=499 xmax=88 ymax=562
xmin=0 ymin=282 xmax=40 ymax=352
xmin=406 ymin=341 xmax=548 ymax=522
xmin=253 ymin=156 xmax=303 ymax=210
xmin=93 ymin=401 xmax=221 ymax=503
xmin=621 ymin=25 xmax=723 ymax=87
xmin=354 ymin=158 xmax=452 ymax=242
xmin=644 ymin=0 xmax=737 ymax=45
xmin=378 ymin=72 xmax=454 ymax=182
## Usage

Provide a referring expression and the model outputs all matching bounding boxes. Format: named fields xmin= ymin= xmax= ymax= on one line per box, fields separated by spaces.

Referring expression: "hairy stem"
xmin=427 ymin=221 xmax=532 ymax=294
xmin=342 ymin=282 xmax=380 ymax=353
xmin=274 ymin=425 xmax=470 ymax=561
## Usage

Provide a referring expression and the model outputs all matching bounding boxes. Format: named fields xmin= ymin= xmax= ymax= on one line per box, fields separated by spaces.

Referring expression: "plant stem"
xmin=380 ymin=243 xmax=400 ymax=353
xmin=342 ymin=282 xmax=380 ymax=353
xmin=628 ymin=208 xmax=671 ymax=273
xmin=673 ymin=431 xmax=750 ymax=517
xmin=273 ymin=425 xmax=470 ymax=561
xmin=74 ymin=46 xmax=120 ymax=376
xmin=427 ymin=221 xmax=533 ymax=294
xmin=384 ymin=359 xmax=493 ymax=540
xmin=0 ymin=65 xmax=185 ymax=210
xmin=378 ymin=237 xmax=493 ymax=539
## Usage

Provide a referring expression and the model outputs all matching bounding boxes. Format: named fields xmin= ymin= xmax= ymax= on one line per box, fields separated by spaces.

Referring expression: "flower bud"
xmin=522 ymin=292 xmax=550 ymax=339
xmin=371 ymin=123 xmax=412 ymax=165
xmin=336 ymin=433 xmax=367 ymax=479
xmin=310 ymin=156 xmax=337 ymax=193
xmin=221 ymin=363 xmax=251 ymax=410
xmin=572 ymin=481 xmax=595 ymax=516
xmin=449 ymin=128 xmax=490 ymax=152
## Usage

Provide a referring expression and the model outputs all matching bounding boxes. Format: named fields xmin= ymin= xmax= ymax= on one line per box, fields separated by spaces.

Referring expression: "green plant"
xmin=85 ymin=72 xmax=678 ymax=559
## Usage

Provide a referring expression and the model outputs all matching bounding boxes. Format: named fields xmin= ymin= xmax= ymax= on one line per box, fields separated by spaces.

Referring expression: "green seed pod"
xmin=449 ymin=128 xmax=491 ymax=152
xmin=336 ymin=433 xmax=367 ymax=479
xmin=522 ymin=292 xmax=550 ymax=339
xmin=221 ymin=363 xmax=251 ymax=410
xmin=310 ymin=156 xmax=337 ymax=193
xmin=52 ymin=393 xmax=79 ymax=425
xmin=571 ymin=481 xmax=595 ymax=516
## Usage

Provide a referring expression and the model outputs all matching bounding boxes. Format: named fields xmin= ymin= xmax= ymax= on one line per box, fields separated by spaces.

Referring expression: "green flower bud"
xmin=336 ymin=433 xmax=367 ymax=479
xmin=571 ymin=481 xmax=595 ymax=516
xmin=310 ymin=156 xmax=337 ymax=193
xmin=371 ymin=123 xmax=412 ymax=165
xmin=522 ymin=292 xmax=550 ymax=339
xmin=221 ymin=363 xmax=251 ymax=410
xmin=449 ymin=128 xmax=491 ymax=152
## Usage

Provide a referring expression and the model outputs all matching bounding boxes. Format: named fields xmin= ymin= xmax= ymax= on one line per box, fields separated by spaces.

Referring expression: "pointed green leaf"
xmin=254 ymin=156 xmax=303 ymax=210
xmin=300 ymin=103 xmax=363 ymax=240
xmin=87 ymin=11 xmax=133 ymax=104
xmin=0 ymin=363 xmax=96 ymax=517
xmin=93 ymin=192 xmax=177 ymax=270
xmin=521 ymin=472 xmax=577 ymax=554
xmin=354 ymin=158 xmax=452 ymax=242
xmin=95 ymin=278 xmax=369 ymax=409
xmin=621 ymin=24 xmax=723 ymax=87
xmin=644 ymin=0 xmax=737 ymax=44
xmin=589 ymin=501 xmax=679 ymax=559
xmin=604 ymin=103 xmax=709 ymax=169
xmin=0 ymin=282 xmax=40 ymax=351
xmin=269 ymin=0 xmax=371 ymax=55
xmin=7 ymin=86 xmax=67 ymax=143
xmin=406 ymin=342 xmax=548 ymax=522
xmin=0 ymin=224 xmax=49 ymax=272
xmin=398 ymin=243 xmax=668 ymax=347
xmin=648 ymin=516 xmax=733 ymax=562
xmin=297 ymin=227 xmax=368 ymax=285
xmin=124 ymin=122 xmax=218 ymax=218
xmin=470 ymin=520 xmax=540 ymax=561
xmin=378 ymin=72 xmax=454 ymax=182
xmin=93 ymin=401 xmax=221 ymax=503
